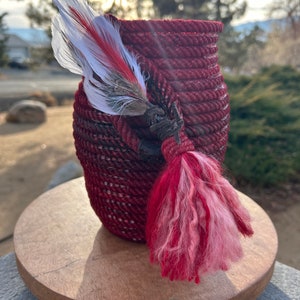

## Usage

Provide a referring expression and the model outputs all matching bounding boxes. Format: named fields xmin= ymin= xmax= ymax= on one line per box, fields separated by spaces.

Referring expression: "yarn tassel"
xmin=146 ymin=140 xmax=253 ymax=283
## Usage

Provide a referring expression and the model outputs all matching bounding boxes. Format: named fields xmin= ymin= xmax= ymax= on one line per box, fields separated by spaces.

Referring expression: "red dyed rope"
xmin=73 ymin=19 xmax=230 ymax=242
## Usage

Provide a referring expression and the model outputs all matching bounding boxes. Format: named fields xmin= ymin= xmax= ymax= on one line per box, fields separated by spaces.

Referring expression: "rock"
xmin=6 ymin=100 xmax=47 ymax=123
xmin=46 ymin=160 xmax=83 ymax=190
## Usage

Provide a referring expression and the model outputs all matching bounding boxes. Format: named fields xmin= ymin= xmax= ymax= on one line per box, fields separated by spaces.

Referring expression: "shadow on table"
xmin=76 ymin=227 xmax=238 ymax=299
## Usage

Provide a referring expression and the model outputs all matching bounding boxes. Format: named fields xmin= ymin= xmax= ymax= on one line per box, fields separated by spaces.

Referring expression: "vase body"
xmin=73 ymin=19 xmax=229 ymax=242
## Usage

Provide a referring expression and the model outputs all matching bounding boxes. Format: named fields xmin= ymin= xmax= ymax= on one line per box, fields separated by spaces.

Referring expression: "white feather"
xmin=51 ymin=0 xmax=148 ymax=115
xmin=51 ymin=15 xmax=83 ymax=75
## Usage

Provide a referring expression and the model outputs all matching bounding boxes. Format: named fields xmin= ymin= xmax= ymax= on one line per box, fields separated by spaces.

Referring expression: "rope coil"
xmin=73 ymin=19 xmax=230 ymax=242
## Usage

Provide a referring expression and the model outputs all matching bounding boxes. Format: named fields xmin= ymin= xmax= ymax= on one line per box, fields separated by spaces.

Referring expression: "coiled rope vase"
xmin=72 ymin=18 xmax=253 ymax=283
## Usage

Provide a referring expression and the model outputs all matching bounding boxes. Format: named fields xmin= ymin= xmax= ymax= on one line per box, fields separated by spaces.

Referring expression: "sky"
xmin=0 ymin=0 xmax=278 ymax=29
xmin=0 ymin=0 xmax=38 ymax=28
xmin=232 ymin=0 xmax=276 ymax=25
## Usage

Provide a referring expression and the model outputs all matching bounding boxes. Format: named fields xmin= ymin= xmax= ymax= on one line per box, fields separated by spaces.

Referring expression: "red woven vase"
xmin=73 ymin=19 xmax=230 ymax=242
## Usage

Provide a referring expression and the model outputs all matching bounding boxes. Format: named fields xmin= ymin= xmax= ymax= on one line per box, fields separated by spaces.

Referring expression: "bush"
xmin=224 ymin=65 xmax=300 ymax=186
xmin=29 ymin=91 xmax=57 ymax=107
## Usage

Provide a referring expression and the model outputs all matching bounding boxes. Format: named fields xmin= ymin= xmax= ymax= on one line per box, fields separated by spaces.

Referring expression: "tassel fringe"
xmin=146 ymin=151 xmax=253 ymax=283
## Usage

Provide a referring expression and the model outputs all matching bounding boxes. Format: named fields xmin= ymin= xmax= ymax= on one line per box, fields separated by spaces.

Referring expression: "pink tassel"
xmin=146 ymin=136 xmax=253 ymax=283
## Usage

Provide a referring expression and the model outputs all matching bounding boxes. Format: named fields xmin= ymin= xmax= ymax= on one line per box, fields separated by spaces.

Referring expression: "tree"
xmin=25 ymin=0 xmax=249 ymax=68
xmin=152 ymin=0 xmax=247 ymax=26
xmin=26 ymin=1 xmax=55 ymax=34
xmin=0 ymin=12 xmax=8 ymax=67
xmin=92 ymin=0 xmax=154 ymax=19
xmin=257 ymin=0 xmax=300 ymax=68
xmin=219 ymin=25 xmax=265 ymax=74
xmin=150 ymin=0 xmax=250 ymax=72
xmin=26 ymin=0 xmax=246 ymax=32
xmin=25 ymin=1 xmax=56 ymax=62
xmin=25 ymin=0 xmax=150 ymax=30
xmin=257 ymin=25 xmax=300 ymax=69
xmin=25 ymin=0 xmax=152 ymax=63
xmin=268 ymin=0 xmax=300 ymax=36
xmin=208 ymin=0 xmax=247 ymax=25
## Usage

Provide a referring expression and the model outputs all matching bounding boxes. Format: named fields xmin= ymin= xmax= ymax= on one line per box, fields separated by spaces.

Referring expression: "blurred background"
xmin=0 ymin=0 xmax=299 ymax=270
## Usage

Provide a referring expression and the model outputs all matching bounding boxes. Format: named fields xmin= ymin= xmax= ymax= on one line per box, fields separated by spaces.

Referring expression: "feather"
xmin=51 ymin=0 xmax=150 ymax=116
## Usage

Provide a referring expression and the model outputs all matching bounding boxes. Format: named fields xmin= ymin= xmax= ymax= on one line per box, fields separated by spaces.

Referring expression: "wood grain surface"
xmin=14 ymin=177 xmax=278 ymax=300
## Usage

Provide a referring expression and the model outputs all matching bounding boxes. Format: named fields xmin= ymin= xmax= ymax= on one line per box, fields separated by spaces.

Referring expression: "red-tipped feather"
xmin=69 ymin=7 xmax=137 ymax=84
xmin=52 ymin=0 xmax=149 ymax=116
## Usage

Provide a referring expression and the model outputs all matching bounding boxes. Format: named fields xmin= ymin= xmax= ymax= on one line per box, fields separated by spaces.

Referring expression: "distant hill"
xmin=234 ymin=18 xmax=286 ymax=33
xmin=7 ymin=28 xmax=50 ymax=46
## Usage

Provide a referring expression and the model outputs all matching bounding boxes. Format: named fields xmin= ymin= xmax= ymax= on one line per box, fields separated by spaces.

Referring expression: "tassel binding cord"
xmin=52 ymin=0 xmax=254 ymax=284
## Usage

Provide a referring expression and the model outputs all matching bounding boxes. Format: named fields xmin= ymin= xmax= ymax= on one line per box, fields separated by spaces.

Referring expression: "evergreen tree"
xmin=26 ymin=1 xmax=56 ymax=37
xmin=25 ymin=1 xmax=56 ymax=62
xmin=218 ymin=25 xmax=265 ymax=74
xmin=25 ymin=0 xmax=145 ymax=63
xmin=152 ymin=0 xmax=246 ymax=26
xmin=0 ymin=12 xmax=8 ymax=67
xmin=25 ymin=0 xmax=252 ymax=71
xmin=150 ymin=0 xmax=252 ymax=72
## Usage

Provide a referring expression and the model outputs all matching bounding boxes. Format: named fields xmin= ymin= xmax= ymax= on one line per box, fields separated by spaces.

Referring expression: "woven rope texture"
xmin=73 ymin=19 xmax=230 ymax=242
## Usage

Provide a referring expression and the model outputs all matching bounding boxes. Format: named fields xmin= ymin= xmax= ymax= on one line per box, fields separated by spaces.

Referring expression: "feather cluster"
xmin=52 ymin=0 xmax=150 ymax=116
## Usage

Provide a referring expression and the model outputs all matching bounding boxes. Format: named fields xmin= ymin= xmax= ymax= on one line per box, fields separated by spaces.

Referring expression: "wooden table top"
xmin=14 ymin=177 xmax=278 ymax=300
